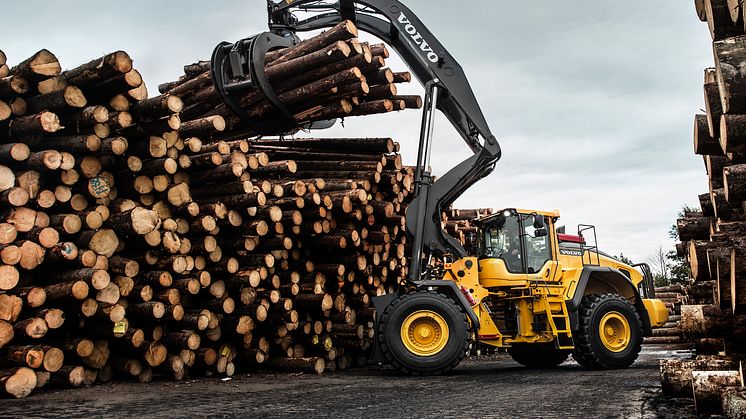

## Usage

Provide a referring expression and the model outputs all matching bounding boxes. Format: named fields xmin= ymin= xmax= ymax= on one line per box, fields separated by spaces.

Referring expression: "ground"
xmin=4 ymin=346 xmax=695 ymax=419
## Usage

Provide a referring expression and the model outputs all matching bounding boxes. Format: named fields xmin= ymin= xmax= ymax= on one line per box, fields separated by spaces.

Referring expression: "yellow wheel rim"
xmin=599 ymin=311 xmax=630 ymax=353
xmin=400 ymin=310 xmax=449 ymax=356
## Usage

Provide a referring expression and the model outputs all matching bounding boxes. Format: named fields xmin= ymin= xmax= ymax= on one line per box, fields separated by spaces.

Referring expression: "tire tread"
xmin=377 ymin=291 xmax=470 ymax=376
xmin=571 ymin=293 xmax=643 ymax=370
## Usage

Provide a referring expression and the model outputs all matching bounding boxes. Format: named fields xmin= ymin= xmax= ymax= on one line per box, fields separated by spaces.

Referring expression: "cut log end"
xmin=2 ymin=368 xmax=37 ymax=398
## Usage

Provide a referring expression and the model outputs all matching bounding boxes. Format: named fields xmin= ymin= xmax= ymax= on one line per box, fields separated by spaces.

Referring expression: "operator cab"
xmin=475 ymin=209 xmax=560 ymax=287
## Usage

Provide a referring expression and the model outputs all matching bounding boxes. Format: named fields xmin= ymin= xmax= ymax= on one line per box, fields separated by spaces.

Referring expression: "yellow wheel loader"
xmin=372 ymin=209 xmax=668 ymax=374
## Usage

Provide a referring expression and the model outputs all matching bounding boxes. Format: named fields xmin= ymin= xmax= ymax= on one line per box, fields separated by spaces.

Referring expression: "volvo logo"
xmin=396 ymin=12 xmax=439 ymax=63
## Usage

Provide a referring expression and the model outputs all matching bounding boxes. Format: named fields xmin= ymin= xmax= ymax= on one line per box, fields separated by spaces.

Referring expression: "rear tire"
xmin=378 ymin=291 xmax=470 ymax=375
xmin=571 ymin=293 xmax=643 ymax=369
xmin=508 ymin=344 xmax=570 ymax=368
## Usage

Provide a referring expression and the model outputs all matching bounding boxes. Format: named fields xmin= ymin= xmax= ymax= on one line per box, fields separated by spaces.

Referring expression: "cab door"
xmin=478 ymin=214 xmax=530 ymax=287
xmin=521 ymin=215 xmax=560 ymax=282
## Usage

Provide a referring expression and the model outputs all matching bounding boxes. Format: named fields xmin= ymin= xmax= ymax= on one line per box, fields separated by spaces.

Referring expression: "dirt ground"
xmin=3 ymin=346 xmax=695 ymax=419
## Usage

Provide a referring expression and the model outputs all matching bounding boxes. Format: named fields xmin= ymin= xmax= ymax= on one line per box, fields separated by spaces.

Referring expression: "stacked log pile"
xmin=0 ymin=19 xmax=421 ymax=399
xmin=442 ymin=208 xmax=493 ymax=253
xmin=659 ymin=1 xmax=746 ymax=416
xmin=655 ymin=283 xmax=691 ymax=316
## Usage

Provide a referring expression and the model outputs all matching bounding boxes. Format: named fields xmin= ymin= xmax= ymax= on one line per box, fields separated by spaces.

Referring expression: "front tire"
xmin=378 ymin=291 xmax=470 ymax=375
xmin=508 ymin=344 xmax=570 ymax=368
xmin=571 ymin=293 xmax=643 ymax=369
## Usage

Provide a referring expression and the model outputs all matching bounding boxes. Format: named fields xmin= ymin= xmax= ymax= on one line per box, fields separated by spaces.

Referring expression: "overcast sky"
xmin=2 ymin=1 xmax=711 ymax=262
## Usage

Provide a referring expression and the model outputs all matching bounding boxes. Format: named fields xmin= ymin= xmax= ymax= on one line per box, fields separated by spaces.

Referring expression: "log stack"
xmin=442 ymin=208 xmax=494 ymax=253
xmin=659 ymin=2 xmax=746 ymax=416
xmin=0 ymin=20 xmax=421 ymax=398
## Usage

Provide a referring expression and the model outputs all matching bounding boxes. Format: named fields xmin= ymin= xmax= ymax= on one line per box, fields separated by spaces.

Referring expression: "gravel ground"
xmin=3 ymin=346 xmax=696 ymax=418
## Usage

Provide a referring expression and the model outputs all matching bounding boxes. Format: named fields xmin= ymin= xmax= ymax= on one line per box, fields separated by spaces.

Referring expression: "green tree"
xmin=663 ymin=205 xmax=694 ymax=285
xmin=613 ymin=253 xmax=634 ymax=265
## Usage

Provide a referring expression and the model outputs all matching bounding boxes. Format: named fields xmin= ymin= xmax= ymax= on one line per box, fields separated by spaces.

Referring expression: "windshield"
xmin=480 ymin=213 xmax=552 ymax=274
xmin=480 ymin=214 xmax=523 ymax=273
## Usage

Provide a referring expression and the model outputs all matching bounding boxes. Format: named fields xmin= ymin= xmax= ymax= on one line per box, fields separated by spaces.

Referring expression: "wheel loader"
xmin=215 ymin=0 xmax=670 ymax=375
xmin=371 ymin=209 xmax=668 ymax=373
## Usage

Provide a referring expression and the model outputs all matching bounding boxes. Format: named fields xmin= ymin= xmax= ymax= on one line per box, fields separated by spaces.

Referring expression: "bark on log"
xmin=692 ymin=370 xmax=742 ymax=415
xmin=24 ymin=86 xmax=87 ymax=114
xmin=722 ymin=387 xmax=746 ymax=419
xmin=9 ymin=111 xmax=60 ymax=137
xmin=263 ymin=357 xmax=325 ymax=374
xmin=695 ymin=338 xmax=724 ymax=354
xmin=10 ymin=49 xmax=60 ymax=83
xmin=724 ymin=164 xmax=746 ymax=201
xmin=63 ymin=51 xmax=132 ymax=87
xmin=720 ymin=114 xmax=746 ymax=154
xmin=715 ymin=36 xmax=746 ymax=114
xmin=700 ymin=192 xmax=715 ymax=217
xmin=697 ymin=113 xmax=723 ymax=156
xmin=705 ymin=0 xmax=744 ymax=40
xmin=678 ymin=216 xmax=711 ymax=241
xmin=681 ymin=304 xmax=746 ymax=341
xmin=266 ymin=21 xmax=358 ymax=66
xmin=660 ymin=356 xmax=737 ymax=397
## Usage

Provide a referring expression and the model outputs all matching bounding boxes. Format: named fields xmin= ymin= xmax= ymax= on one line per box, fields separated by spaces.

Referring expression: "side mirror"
xmin=534 ymin=228 xmax=548 ymax=237
xmin=533 ymin=215 xmax=545 ymax=229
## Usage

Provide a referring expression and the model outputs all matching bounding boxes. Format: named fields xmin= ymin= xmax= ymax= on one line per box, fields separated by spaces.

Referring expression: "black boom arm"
xmin=266 ymin=0 xmax=502 ymax=283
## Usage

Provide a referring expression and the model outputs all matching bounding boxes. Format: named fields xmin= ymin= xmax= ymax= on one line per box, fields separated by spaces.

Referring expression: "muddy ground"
xmin=3 ymin=346 xmax=695 ymax=418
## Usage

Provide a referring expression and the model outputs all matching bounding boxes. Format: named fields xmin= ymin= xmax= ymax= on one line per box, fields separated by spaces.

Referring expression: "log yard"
xmin=0 ymin=1 xmax=743 ymax=418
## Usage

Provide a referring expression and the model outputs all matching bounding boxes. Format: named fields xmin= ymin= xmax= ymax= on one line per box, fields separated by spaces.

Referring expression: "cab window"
xmin=522 ymin=216 xmax=551 ymax=274
xmin=481 ymin=214 xmax=523 ymax=274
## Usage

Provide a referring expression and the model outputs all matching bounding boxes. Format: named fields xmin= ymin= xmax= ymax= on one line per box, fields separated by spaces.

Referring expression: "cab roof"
xmin=474 ymin=208 xmax=560 ymax=225
xmin=513 ymin=208 xmax=559 ymax=218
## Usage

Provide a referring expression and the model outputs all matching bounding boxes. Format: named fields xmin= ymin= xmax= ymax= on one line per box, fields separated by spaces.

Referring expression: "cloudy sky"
xmin=2 ymin=1 xmax=712 ymax=262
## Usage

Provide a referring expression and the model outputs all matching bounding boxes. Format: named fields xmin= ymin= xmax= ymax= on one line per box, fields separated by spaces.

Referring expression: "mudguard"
xmin=566 ymin=266 xmax=653 ymax=336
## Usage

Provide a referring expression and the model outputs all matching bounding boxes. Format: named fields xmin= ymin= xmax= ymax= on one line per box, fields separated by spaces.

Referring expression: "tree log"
xmin=703 ymin=111 xmax=728 ymax=155
xmin=678 ymin=216 xmax=711 ymax=241
xmin=700 ymin=192 xmax=716 ymax=217
xmin=25 ymin=86 xmax=87 ymax=114
xmin=63 ymin=51 xmax=132 ymax=87
xmin=0 ymin=367 xmax=37 ymax=398
xmin=263 ymin=357 xmax=325 ymax=374
xmin=724 ymin=163 xmax=746 ymax=202
xmin=681 ymin=304 xmax=746 ymax=341
xmin=730 ymin=248 xmax=746 ymax=313
xmin=10 ymin=49 xmax=60 ymax=83
xmin=692 ymin=370 xmax=742 ymax=415
xmin=715 ymin=36 xmax=746 ymax=114
xmin=705 ymin=0 xmax=744 ymax=41
xmin=660 ymin=356 xmax=737 ymax=397
xmin=722 ymin=387 xmax=746 ymax=418
xmin=266 ymin=20 xmax=358 ymax=66
xmin=13 ymin=318 xmax=47 ymax=339
xmin=9 ymin=111 xmax=60 ymax=137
